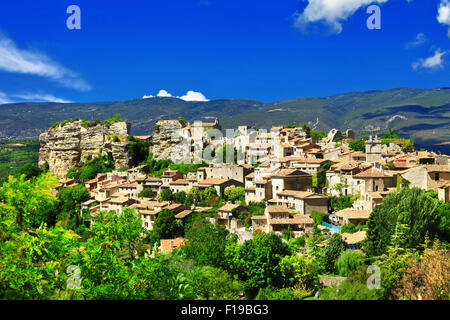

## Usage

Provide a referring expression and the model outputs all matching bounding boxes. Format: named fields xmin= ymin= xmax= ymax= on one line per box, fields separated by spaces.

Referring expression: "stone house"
xmin=144 ymin=176 xmax=163 ymax=194
xmin=169 ymin=179 xmax=190 ymax=194
xmin=334 ymin=208 xmax=370 ymax=226
xmin=118 ymin=182 xmax=138 ymax=198
xmin=353 ymin=166 xmax=396 ymax=193
xmin=217 ymin=203 xmax=247 ymax=230
xmin=400 ymin=165 xmax=450 ymax=191
xmin=271 ymin=156 xmax=331 ymax=175
xmin=203 ymin=164 xmax=253 ymax=184
xmin=161 ymin=170 xmax=184 ymax=186
xmin=275 ymin=190 xmax=329 ymax=216
xmin=270 ymin=169 xmax=313 ymax=200
xmin=195 ymin=178 xmax=243 ymax=196
xmin=326 ymin=160 xmax=365 ymax=196
xmin=262 ymin=205 xmax=315 ymax=233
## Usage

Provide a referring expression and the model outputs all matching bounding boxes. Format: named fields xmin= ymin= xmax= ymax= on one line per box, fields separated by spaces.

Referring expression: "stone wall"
xmin=39 ymin=120 xmax=131 ymax=178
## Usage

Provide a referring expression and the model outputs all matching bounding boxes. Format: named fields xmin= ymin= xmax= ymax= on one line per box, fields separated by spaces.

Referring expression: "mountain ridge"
xmin=1 ymin=88 xmax=449 ymax=153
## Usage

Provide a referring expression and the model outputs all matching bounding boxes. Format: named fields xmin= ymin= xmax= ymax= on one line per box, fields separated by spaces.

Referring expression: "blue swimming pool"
xmin=321 ymin=222 xmax=342 ymax=232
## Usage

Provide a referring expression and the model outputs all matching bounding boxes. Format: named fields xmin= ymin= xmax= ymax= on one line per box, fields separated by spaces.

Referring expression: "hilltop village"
xmin=39 ymin=116 xmax=450 ymax=254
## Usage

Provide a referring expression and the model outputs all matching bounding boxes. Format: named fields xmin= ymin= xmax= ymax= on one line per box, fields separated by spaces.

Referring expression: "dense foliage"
xmin=67 ymin=151 xmax=115 ymax=182
xmin=321 ymin=233 xmax=346 ymax=273
xmin=0 ymin=140 xmax=40 ymax=182
xmin=127 ymin=135 xmax=151 ymax=168
xmin=140 ymin=153 xmax=207 ymax=177
xmin=348 ymin=138 xmax=366 ymax=152
xmin=226 ymin=231 xmax=291 ymax=298
xmin=365 ymin=187 xmax=442 ymax=256
xmin=0 ymin=136 xmax=449 ymax=300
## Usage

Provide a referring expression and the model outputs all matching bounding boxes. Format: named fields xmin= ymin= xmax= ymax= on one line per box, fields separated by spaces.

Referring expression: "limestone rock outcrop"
xmin=39 ymin=120 xmax=131 ymax=178
xmin=151 ymin=119 xmax=187 ymax=161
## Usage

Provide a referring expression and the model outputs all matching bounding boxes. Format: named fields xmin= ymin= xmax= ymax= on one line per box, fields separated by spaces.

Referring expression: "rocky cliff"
xmin=151 ymin=119 xmax=188 ymax=161
xmin=39 ymin=120 xmax=131 ymax=178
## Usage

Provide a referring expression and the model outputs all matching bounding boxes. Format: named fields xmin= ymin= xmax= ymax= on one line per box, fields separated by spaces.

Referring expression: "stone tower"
xmin=365 ymin=135 xmax=382 ymax=163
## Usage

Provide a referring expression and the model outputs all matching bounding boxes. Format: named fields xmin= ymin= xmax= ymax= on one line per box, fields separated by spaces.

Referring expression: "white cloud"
xmin=0 ymin=34 xmax=91 ymax=91
xmin=12 ymin=93 xmax=72 ymax=103
xmin=178 ymin=90 xmax=209 ymax=102
xmin=412 ymin=49 xmax=447 ymax=70
xmin=0 ymin=91 xmax=12 ymax=104
xmin=438 ymin=0 xmax=450 ymax=37
xmin=294 ymin=0 xmax=389 ymax=34
xmin=406 ymin=33 xmax=427 ymax=48
xmin=157 ymin=89 xmax=173 ymax=97
xmin=0 ymin=91 xmax=71 ymax=104
xmin=143 ymin=89 xmax=209 ymax=102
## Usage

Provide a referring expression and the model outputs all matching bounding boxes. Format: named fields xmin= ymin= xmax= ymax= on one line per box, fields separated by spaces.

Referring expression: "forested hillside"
xmin=1 ymin=88 xmax=449 ymax=153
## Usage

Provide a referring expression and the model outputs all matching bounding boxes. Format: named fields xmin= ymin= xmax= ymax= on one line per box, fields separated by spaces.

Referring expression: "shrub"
xmin=139 ymin=189 xmax=155 ymax=198
xmin=335 ymin=250 xmax=366 ymax=276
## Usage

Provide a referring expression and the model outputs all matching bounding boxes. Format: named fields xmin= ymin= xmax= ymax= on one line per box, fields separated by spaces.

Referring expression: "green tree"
xmin=436 ymin=201 xmax=450 ymax=243
xmin=185 ymin=265 xmax=242 ymax=300
xmin=321 ymin=233 xmax=346 ymax=273
xmin=335 ymin=250 xmax=365 ymax=276
xmin=312 ymin=169 xmax=327 ymax=188
xmin=365 ymin=188 xmax=440 ymax=257
xmin=383 ymin=128 xmax=399 ymax=139
xmin=13 ymin=162 xmax=43 ymax=180
xmin=158 ymin=188 xmax=173 ymax=201
xmin=341 ymin=223 xmax=358 ymax=234
xmin=224 ymin=185 xmax=245 ymax=203
xmin=182 ymin=221 xmax=231 ymax=269
xmin=152 ymin=209 xmax=183 ymax=240
xmin=329 ymin=195 xmax=356 ymax=211
xmin=139 ymin=188 xmax=155 ymax=198
xmin=283 ymin=123 xmax=298 ymax=129
xmin=376 ymin=221 xmax=413 ymax=298
xmin=311 ymin=210 xmax=328 ymax=226
xmin=300 ymin=124 xmax=311 ymax=137
xmin=201 ymin=187 xmax=217 ymax=202
xmin=348 ymin=139 xmax=366 ymax=152
xmin=279 ymin=255 xmax=320 ymax=298
xmin=0 ymin=172 xmax=59 ymax=231
xmin=56 ymin=184 xmax=91 ymax=227
xmin=228 ymin=231 xmax=291 ymax=298
xmin=248 ymin=201 xmax=266 ymax=216
xmin=172 ymin=191 xmax=187 ymax=204
xmin=67 ymin=151 xmax=115 ymax=182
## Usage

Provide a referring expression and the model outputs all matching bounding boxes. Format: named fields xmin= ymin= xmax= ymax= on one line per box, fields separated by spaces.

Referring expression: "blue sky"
xmin=0 ymin=0 xmax=449 ymax=104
